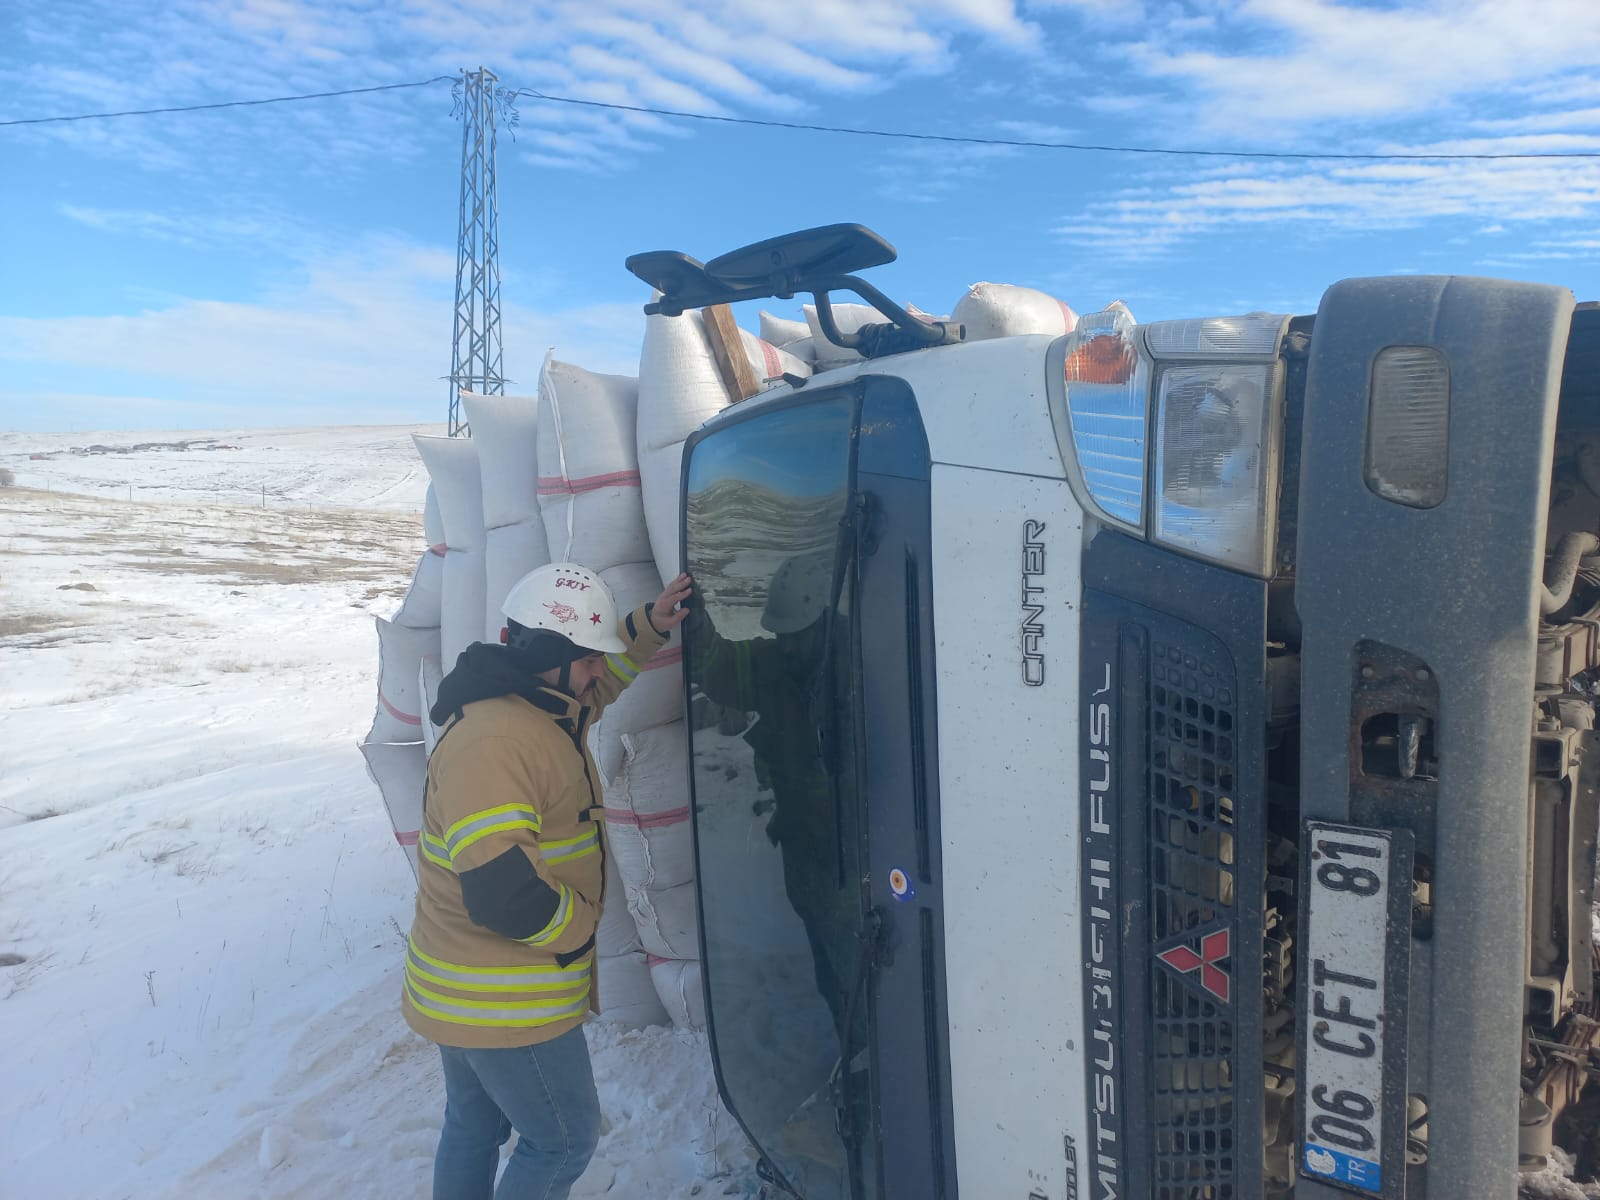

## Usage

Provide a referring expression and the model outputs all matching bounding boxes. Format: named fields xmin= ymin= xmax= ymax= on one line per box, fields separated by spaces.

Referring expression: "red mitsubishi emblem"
xmin=1157 ymin=928 xmax=1231 ymax=1002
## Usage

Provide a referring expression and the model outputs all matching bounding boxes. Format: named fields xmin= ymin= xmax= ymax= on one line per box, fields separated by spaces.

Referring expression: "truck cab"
xmin=635 ymin=224 xmax=1600 ymax=1199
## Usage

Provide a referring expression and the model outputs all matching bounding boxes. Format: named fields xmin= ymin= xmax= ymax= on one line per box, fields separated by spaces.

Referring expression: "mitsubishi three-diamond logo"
xmin=1156 ymin=928 xmax=1232 ymax=1002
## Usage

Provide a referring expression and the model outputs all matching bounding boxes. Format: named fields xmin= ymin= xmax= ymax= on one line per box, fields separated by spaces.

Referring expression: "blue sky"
xmin=2 ymin=0 xmax=1598 ymax=432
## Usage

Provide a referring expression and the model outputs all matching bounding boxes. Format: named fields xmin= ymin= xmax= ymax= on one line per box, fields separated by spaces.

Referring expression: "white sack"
xmin=441 ymin=546 xmax=487 ymax=674
xmin=595 ymin=562 xmax=683 ymax=740
xmin=462 ymin=391 xmax=542 ymax=530
xmin=598 ymin=951 xmax=670 ymax=1030
xmin=629 ymin=879 xmax=699 ymax=960
xmin=598 ymin=847 xmax=642 ymax=956
xmin=649 ymin=956 xmax=706 ymax=1030
xmin=483 ymin=518 xmax=550 ymax=642
xmin=605 ymin=723 xmax=694 ymax=893
xmin=536 ymin=358 xmax=652 ymax=570
xmin=359 ymin=741 xmax=427 ymax=879
xmin=803 ymin=301 xmax=880 ymax=371
xmin=368 ymin=617 xmax=437 ymax=744
xmin=423 ymin=483 xmax=445 ymax=550
xmin=759 ymin=310 xmax=810 ymax=348
xmin=413 ymin=435 xmax=486 ymax=551
xmin=420 ymin=655 xmax=443 ymax=757
xmin=952 ymin=281 xmax=1079 ymax=341
xmin=637 ymin=311 xmax=807 ymax=582
xmin=393 ymin=547 xmax=445 ymax=630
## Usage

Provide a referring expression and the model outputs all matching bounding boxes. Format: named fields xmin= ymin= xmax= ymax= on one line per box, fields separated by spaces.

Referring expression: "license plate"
xmin=1297 ymin=822 xmax=1413 ymax=1196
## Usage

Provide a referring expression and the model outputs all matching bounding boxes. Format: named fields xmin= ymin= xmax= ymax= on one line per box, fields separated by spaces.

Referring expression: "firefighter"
xmin=403 ymin=561 xmax=692 ymax=1200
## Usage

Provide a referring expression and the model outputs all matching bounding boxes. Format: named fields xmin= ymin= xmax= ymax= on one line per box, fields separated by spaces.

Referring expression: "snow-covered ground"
xmin=0 ymin=428 xmax=754 ymax=1199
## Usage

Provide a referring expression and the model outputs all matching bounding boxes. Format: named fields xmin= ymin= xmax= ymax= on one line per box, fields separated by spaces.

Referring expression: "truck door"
xmin=682 ymin=377 xmax=955 ymax=1200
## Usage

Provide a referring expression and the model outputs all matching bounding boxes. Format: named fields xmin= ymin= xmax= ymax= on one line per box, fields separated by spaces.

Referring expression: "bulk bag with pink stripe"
xmin=413 ymin=435 xmax=489 ymax=672
xmin=393 ymin=547 xmax=445 ymax=630
xmin=605 ymin=725 xmax=695 ymax=893
xmin=595 ymin=851 xmax=669 ymax=1029
xmin=536 ymin=357 xmax=653 ymax=571
xmin=951 ymin=281 xmax=1078 ymax=341
xmin=412 ymin=435 xmax=485 ymax=550
xmin=483 ymin=519 xmax=550 ymax=643
xmin=637 ymin=310 xmax=807 ymax=582
xmin=593 ymin=562 xmax=683 ymax=752
xmin=360 ymin=741 xmax=427 ymax=880
xmin=462 ymin=391 xmax=547 ymax=532
xmin=368 ymin=617 xmax=438 ymax=743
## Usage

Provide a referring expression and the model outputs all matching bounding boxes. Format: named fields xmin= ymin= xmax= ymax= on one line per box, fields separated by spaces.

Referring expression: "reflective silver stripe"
xmin=605 ymin=653 xmax=640 ymax=683
xmin=405 ymin=979 xmax=589 ymax=1027
xmin=406 ymin=944 xmax=590 ymax=992
xmin=542 ymin=828 xmax=600 ymax=865
xmin=421 ymin=833 xmax=451 ymax=869
xmin=444 ymin=804 xmax=540 ymax=861
xmin=523 ymin=885 xmax=573 ymax=946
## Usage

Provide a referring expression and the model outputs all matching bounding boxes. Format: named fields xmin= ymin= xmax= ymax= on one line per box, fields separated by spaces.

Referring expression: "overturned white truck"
xmin=636 ymin=224 xmax=1600 ymax=1199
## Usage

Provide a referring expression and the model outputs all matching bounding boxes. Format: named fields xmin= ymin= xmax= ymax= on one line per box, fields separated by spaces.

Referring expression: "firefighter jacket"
xmin=402 ymin=604 xmax=668 ymax=1049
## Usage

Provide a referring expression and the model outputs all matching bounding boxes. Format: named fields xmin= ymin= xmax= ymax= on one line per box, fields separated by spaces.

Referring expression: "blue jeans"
xmin=433 ymin=1024 xmax=601 ymax=1200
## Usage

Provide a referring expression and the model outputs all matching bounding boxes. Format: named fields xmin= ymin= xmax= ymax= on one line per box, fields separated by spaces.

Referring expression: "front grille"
xmin=1149 ymin=639 xmax=1239 ymax=1198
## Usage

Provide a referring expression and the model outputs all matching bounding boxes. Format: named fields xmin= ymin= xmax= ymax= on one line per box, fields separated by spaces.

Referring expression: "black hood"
xmin=430 ymin=642 xmax=573 ymax=726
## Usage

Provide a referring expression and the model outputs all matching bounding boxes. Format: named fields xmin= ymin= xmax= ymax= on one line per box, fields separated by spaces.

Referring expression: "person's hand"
xmin=649 ymin=573 xmax=694 ymax=633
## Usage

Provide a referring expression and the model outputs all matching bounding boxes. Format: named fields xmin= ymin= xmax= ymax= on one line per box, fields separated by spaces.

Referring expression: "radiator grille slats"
xmin=1149 ymin=640 xmax=1239 ymax=1199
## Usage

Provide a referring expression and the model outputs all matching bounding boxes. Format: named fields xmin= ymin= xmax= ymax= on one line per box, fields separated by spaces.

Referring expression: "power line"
xmin=0 ymin=76 xmax=457 ymax=128
xmin=4 ymin=74 xmax=1595 ymax=163
xmin=513 ymin=86 xmax=1600 ymax=163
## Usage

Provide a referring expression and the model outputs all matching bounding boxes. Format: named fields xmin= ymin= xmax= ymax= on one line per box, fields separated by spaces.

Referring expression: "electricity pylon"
xmin=447 ymin=66 xmax=504 ymax=437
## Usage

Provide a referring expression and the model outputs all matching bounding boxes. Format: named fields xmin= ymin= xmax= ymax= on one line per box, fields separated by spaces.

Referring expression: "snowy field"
xmin=0 ymin=427 xmax=753 ymax=1199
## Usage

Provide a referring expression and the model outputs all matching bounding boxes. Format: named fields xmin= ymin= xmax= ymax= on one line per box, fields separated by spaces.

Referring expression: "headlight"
xmin=1145 ymin=313 xmax=1287 ymax=575
xmin=1049 ymin=304 xmax=1150 ymax=529
xmin=1151 ymin=360 xmax=1281 ymax=575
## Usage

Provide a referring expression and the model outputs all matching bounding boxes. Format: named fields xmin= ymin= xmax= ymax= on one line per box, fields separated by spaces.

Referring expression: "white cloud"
xmin=0 ymin=236 xmax=642 ymax=428
xmin=1056 ymin=155 xmax=1600 ymax=260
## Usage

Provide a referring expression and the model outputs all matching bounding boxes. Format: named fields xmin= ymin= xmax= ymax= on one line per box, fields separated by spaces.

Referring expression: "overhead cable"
xmin=512 ymin=86 xmax=1600 ymax=162
xmin=4 ymin=74 xmax=1596 ymax=163
xmin=0 ymin=77 xmax=457 ymax=128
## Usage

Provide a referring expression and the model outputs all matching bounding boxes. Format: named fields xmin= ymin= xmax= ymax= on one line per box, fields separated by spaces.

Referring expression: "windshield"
xmin=683 ymin=393 xmax=875 ymax=1199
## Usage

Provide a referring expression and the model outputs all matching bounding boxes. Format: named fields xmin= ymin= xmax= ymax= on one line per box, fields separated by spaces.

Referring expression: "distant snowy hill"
xmin=0 ymin=425 xmax=440 ymax=511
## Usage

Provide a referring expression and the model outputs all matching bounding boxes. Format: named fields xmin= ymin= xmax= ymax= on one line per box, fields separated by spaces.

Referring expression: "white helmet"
xmin=501 ymin=562 xmax=626 ymax=654
xmin=761 ymin=553 xmax=834 ymax=634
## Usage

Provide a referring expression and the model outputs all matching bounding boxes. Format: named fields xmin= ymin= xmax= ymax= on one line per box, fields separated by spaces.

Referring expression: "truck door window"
xmin=684 ymin=393 xmax=873 ymax=1200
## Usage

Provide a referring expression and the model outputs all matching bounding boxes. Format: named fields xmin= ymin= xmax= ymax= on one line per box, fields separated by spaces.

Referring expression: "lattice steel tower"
xmin=447 ymin=67 xmax=505 ymax=436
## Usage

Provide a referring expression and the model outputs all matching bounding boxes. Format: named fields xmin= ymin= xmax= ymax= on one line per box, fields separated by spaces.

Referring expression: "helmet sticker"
xmin=545 ymin=601 xmax=579 ymax=624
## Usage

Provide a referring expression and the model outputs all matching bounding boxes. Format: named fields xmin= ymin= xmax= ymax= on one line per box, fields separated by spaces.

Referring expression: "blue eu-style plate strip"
xmin=1304 ymin=1144 xmax=1381 ymax=1192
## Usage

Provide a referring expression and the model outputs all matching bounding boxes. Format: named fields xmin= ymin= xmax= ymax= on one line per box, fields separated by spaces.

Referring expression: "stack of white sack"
xmin=360 ymin=484 xmax=446 ymax=878
xmin=629 ymin=309 xmax=810 ymax=1027
xmin=535 ymin=355 xmax=672 ymax=1029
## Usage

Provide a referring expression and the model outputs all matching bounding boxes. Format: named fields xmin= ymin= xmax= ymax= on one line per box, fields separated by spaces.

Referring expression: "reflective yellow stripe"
xmin=406 ymin=939 xmax=590 ymax=991
xmin=605 ymin=652 xmax=640 ymax=683
xmin=522 ymin=884 xmax=575 ymax=947
xmin=405 ymin=978 xmax=589 ymax=1028
xmin=444 ymin=804 xmax=541 ymax=862
xmin=542 ymin=828 xmax=600 ymax=865
xmin=421 ymin=833 xmax=451 ymax=870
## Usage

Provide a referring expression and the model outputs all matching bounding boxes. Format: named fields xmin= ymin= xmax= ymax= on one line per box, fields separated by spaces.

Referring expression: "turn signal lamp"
xmin=1050 ymin=304 xmax=1150 ymax=529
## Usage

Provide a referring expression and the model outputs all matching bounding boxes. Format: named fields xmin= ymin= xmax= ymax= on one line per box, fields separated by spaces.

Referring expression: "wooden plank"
xmin=702 ymin=304 xmax=762 ymax=403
